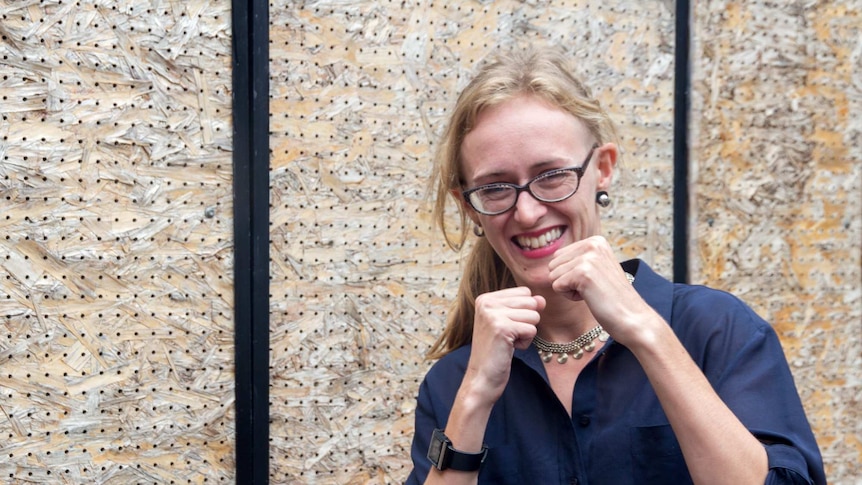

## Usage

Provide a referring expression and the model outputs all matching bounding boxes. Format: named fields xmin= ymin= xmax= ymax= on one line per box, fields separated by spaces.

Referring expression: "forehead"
xmin=460 ymin=94 xmax=592 ymax=183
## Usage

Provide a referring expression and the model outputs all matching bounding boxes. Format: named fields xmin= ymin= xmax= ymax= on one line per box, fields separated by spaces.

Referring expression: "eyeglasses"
xmin=462 ymin=144 xmax=599 ymax=216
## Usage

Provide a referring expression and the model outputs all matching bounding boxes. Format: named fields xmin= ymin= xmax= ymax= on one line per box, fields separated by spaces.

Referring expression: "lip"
xmin=512 ymin=226 xmax=566 ymax=259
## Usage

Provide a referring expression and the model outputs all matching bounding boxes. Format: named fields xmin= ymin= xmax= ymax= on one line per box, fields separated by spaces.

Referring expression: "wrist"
xmin=442 ymin=374 xmax=496 ymax=454
xmin=619 ymin=311 xmax=669 ymax=355
xmin=458 ymin=370 xmax=500 ymax=416
xmin=623 ymin=314 xmax=692 ymax=379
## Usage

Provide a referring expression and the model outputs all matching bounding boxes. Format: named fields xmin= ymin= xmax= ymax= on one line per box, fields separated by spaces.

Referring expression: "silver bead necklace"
xmin=533 ymin=325 xmax=609 ymax=364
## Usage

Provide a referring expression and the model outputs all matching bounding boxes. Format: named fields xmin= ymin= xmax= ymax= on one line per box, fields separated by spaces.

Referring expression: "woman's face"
xmin=458 ymin=94 xmax=616 ymax=291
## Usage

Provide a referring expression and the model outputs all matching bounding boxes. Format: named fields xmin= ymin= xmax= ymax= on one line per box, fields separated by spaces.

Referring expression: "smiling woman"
xmin=407 ymin=45 xmax=826 ymax=485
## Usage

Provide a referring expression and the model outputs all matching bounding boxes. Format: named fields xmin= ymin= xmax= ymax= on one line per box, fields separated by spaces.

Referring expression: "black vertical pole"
xmin=674 ymin=0 xmax=690 ymax=284
xmin=233 ymin=0 xmax=270 ymax=482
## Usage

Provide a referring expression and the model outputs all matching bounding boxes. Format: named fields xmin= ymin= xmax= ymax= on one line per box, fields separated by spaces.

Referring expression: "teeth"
xmin=516 ymin=227 xmax=562 ymax=250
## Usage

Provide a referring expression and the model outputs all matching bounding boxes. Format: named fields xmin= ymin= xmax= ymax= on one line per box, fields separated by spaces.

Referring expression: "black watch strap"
xmin=447 ymin=444 xmax=488 ymax=471
xmin=428 ymin=428 xmax=488 ymax=472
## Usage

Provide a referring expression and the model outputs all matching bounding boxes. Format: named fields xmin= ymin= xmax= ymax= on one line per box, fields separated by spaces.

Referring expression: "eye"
xmin=534 ymin=169 xmax=572 ymax=188
xmin=477 ymin=184 xmax=513 ymax=201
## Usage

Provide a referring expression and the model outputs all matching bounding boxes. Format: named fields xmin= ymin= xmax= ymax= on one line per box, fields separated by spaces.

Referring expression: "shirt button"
xmin=569 ymin=479 xmax=578 ymax=485
xmin=578 ymin=415 xmax=591 ymax=427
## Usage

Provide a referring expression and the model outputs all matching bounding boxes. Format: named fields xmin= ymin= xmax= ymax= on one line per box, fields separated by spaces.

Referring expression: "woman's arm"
xmin=549 ymin=236 xmax=769 ymax=485
xmin=421 ymin=288 xmax=544 ymax=485
xmin=625 ymin=310 xmax=768 ymax=485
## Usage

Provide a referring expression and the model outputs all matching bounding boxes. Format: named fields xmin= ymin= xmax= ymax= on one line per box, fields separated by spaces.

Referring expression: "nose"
xmin=512 ymin=188 xmax=546 ymax=225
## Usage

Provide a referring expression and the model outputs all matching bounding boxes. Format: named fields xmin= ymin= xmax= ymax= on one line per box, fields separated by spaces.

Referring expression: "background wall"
xmin=0 ymin=1 xmax=235 ymax=483
xmin=0 ymin=0 xmax=858 ymax=484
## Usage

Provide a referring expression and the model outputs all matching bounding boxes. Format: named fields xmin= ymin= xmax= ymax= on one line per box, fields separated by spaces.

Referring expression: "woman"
xmin=406 ymin=47 xmax=825 ymax=485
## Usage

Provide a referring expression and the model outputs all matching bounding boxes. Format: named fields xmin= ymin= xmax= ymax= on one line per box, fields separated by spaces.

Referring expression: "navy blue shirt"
xmin=407 ymin=260 xmax=825 ymax=485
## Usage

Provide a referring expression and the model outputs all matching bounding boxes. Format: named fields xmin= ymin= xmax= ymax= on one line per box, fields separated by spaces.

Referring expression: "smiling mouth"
xmin=514 ymin=227 xmax=563 ymax=250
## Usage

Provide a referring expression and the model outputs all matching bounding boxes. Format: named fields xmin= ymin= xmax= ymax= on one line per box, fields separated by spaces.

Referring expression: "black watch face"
xmin=428 ymin=429 xmax=447 ymax=467
xmin=428 ymin=439 xmax=442 ymax=463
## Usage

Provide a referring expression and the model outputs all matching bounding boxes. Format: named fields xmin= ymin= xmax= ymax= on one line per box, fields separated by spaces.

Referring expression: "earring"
xmin=596 ymin=191 xmax=611 ymax=208
xmin=473 ymin=224 xmax=484 ymax=237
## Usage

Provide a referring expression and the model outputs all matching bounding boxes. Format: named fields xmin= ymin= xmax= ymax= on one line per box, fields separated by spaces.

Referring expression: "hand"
xmin=465 ymin=287 xmax=545 ymax=404
xmin=548 ymin=236 xmax=657 ymax=347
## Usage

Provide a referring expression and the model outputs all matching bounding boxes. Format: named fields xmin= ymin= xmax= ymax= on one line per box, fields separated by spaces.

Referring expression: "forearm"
xmin=423 ymin=374 xmax=495 ymax=485
xmin=629 ymin=315 xmax=768 ymax=485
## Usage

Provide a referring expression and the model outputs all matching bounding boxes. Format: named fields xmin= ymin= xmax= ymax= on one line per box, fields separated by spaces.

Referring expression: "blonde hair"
xmin=426 ymin=46 xmax=620 ymax=360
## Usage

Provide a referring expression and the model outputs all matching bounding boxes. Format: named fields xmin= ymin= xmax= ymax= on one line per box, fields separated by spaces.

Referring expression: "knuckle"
xmin=475 ymin=293 xmax=492 ymax=307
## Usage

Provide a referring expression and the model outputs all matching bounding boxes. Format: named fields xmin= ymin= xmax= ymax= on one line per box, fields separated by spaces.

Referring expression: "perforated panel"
xmin=690 ymin=1 xmax=861 ymax=481
xmin=0 ymin=1 xmax=235 ymax=483
xmin=268 ymin=1 xmax=675 ymax=482
xmin=4 ymin=1 xmax=853 ymax=483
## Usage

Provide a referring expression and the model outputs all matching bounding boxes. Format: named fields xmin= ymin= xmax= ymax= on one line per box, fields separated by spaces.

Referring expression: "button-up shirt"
xmin=406 ymin=260 xmax=825 ymax=485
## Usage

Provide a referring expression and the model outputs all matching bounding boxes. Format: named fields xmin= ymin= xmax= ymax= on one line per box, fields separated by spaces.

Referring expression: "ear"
xmin=450 ymin=188 xmax=481 ymax=227
xmin=595 ymin=142 xmax=618 ymax=191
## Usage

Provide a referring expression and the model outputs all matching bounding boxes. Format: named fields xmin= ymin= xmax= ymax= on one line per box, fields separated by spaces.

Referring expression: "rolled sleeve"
xmin=764 ymin=443 xmax=820 ymax=485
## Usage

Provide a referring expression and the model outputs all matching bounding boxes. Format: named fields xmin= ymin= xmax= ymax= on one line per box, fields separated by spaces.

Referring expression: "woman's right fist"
xmin=465 ymin=287 xmax=545 ymax=403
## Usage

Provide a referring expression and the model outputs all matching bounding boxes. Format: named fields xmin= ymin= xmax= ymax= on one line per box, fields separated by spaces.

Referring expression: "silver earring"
xmin=473 ymin=224 xmax=484 ymax=237
xmin=596 ymin=191 xmax=611 ymax=207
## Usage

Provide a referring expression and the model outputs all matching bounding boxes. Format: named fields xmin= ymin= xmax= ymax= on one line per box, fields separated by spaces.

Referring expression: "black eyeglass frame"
xmin=461 ymin=143 xmax=600 ymax=216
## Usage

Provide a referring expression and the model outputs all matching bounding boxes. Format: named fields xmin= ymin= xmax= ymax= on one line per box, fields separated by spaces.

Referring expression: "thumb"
xmin=533 ymin=295 xmax=546 ymax=312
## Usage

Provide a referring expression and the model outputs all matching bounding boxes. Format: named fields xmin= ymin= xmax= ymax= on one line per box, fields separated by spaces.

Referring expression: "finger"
xmin=512 ymin=325 xmax=539 ymax=350
xmin=548 ymin=246 xmax=576 ymax=273
xmin=504 ymin=308 xmax=542 ymax=326
xmin=506 ymin=295 xmax=546 ymax=311
xmin=548 ymin=267 xmax=586 ymax=301
xmin=548 ymin=258 xmax=577 ymax=281
xmin=554 ymin=288 xmax=584 ymax=302
xmin=477 ymin=291 xmax=544 ymax=312
xmin=493 ymin=286 xmax=534 ymax=298
xmin=548 ymin=236 xmax=591 ymax=268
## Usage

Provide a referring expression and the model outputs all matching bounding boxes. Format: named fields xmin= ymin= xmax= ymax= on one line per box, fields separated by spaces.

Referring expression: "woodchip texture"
xmin=0 ymin=0 xmax=857 ymax=484
xmin=0 ymin=0 xmax=235 ymax=483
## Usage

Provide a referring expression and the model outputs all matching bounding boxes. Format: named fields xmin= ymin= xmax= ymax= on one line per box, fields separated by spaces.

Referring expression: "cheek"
xmin=483 ymin=218 xmax=508 ymax=241
xmin=481 ymin=218 xmax=514 ymax=251
xmin=561 ymin=198 xmax=602 ymax=238
xmin=578 ymin=206 xmax=604 ymax=236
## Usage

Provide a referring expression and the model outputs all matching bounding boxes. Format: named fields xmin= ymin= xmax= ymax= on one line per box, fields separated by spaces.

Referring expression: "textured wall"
xmin=268 ymin=1 xmax=675 ymax=483
xmin=690 ymin=1 xmax=861 ymax=482
xmin=1 ymin=1 xmax=857 ymax=484
xmin=0 ymin=0 xmax=235 ymax=483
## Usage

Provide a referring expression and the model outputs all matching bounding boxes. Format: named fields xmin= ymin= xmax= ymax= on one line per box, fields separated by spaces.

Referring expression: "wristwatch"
xmin=427 ymin=428 xmax=488 ymax=471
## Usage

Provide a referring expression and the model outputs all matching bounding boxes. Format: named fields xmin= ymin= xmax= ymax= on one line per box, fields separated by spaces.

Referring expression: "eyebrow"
xmin=468 ymin=158 xmax=572 ymax=187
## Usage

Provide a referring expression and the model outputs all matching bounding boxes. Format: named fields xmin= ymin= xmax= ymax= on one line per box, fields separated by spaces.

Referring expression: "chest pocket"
xmin=630 ymin=424 xmax=693 ymax=484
